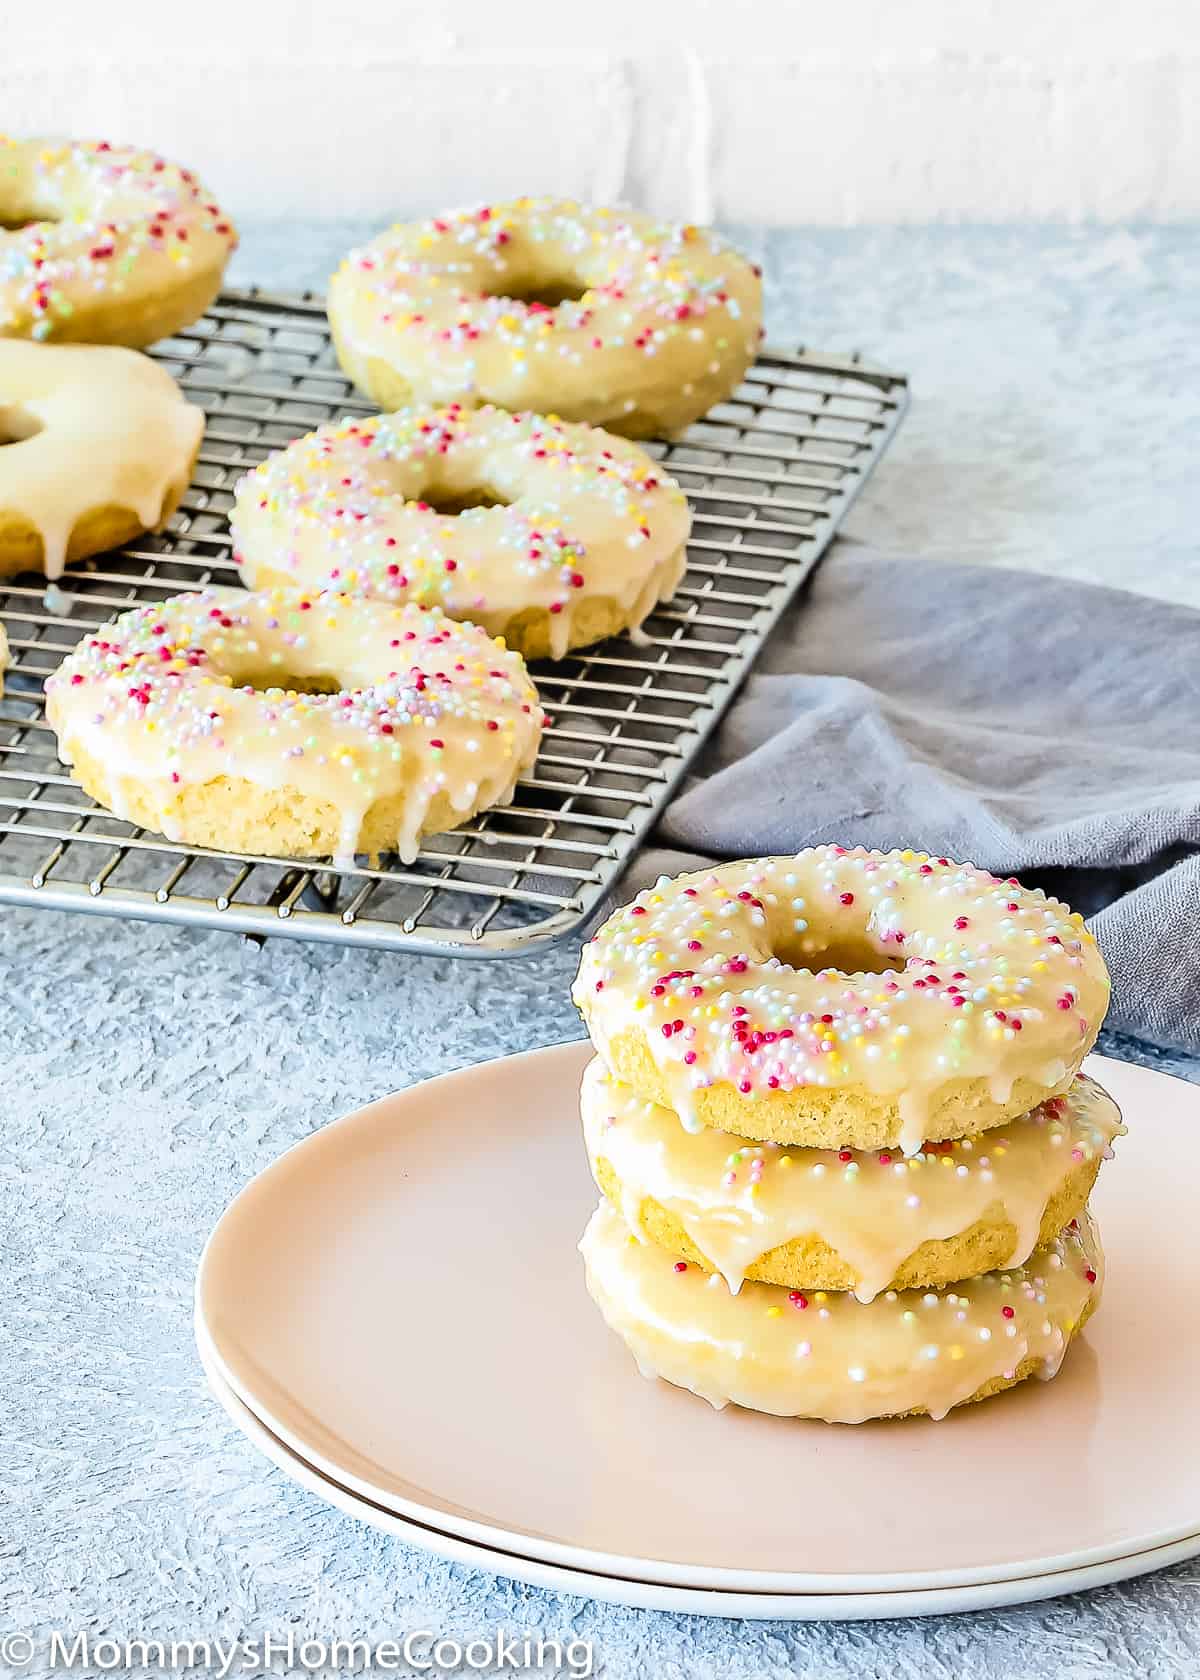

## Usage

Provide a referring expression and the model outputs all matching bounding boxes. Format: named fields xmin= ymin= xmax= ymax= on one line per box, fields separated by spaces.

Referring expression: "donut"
xmin=45 ymin=586 xmax=543 ymax=864
xmin=1 ymin=137 xmax=236 ymax=347
xmin=582 ymin=1057 xmax=1122 ymax=1302
xmin=0 ymin=341 xmax=204 ymax=580
xmin=327 ymin=197 xmax=762 ymax=438
xmin=573 ymin=847 xmax=1110 ymax=1154
xmin=231 ymin=404 xmax=691 ymax=660
xmin=580 ymin=1198 xmax=1103 ymax=1423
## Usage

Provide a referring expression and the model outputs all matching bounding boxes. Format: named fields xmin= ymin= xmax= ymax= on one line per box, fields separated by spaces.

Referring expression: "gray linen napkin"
xmin=629 ymin=544 xmax=1200 ymax=1052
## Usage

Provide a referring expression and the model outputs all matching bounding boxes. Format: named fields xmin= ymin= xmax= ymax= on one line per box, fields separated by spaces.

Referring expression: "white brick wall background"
xmin=3 ymin=0 xmax=1198 ymax=223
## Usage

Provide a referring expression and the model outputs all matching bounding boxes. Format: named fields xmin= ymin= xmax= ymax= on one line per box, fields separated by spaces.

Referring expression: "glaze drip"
xmin=582 ymin=1058 xmax=1122 ymax=1301
xmin=580 ymin=1198 xmax=1103 ymax=1424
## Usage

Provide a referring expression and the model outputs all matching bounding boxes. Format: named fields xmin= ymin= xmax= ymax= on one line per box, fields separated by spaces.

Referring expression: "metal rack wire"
xmin=0 ymin=288 xmax=907 ymax=955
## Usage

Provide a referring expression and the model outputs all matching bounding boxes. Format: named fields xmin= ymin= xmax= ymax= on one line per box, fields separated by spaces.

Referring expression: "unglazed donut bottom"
xmin=594 ymin=1027 xmax=1088 ymax=1153
xmin=1 ymin=504 xmax=160 ymax=582
xmin=580 ymin=1198 xmax=1103 ymax=1424
xmin=574 ymin=848 xmax=1111 ymax=1155
xmin=0 ymin=341 xmax=204 ymax=580
xmin=582 ymin=1059 xmax=1122 ymax=1301
xmin=231 ymin=405 xmax=691 ymax=661
xmin=327 ymin=197 xmax=762 ymax=438
xmin=479 ymin=585 xmax=684 ymax=662
xmin=59 ymin=744 xmax=526 ymax=865
xmin=0 ymin=137 xmax=236 ymax=347
xmin=10 ymin=265 xmax=226 ymax=353
xmin=45 ymin=588 xmax=543 ymax=865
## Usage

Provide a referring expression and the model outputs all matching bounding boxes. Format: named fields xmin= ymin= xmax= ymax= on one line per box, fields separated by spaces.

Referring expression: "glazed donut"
xmin=573 ymin=846 xmax=1110 ymax=1154
xmin=327 ymin=197 xmax=762 ymax=438
xmin=231 ymin=404 xmax=690 ymax=661
xmin=0 ymin=341 xmax=203 ymax=580
xmin=582 ymin=1057 xmax=1122 ymax=1302
xmin=1 ymin=137 xmax=236 ymax=347
xmin=580 ymin=1198 xmax=1102 ymax=1423
xmin=45 ymin=587 xmax=543 ymax=865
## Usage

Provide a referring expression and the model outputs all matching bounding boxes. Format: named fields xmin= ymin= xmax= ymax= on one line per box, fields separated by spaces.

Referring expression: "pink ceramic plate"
xmin=200 ymin=1340 xmax=1200 ymax=1621
xmin=196 ymin=1046 xmax=1200 ymax=1594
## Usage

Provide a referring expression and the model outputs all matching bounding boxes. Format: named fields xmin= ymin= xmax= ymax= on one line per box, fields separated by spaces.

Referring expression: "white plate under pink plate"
xmin=199 ymin=1337 xmax=1200 ymax=1621
xmin=196 ymin=1045 xmax=1200 ymax=1595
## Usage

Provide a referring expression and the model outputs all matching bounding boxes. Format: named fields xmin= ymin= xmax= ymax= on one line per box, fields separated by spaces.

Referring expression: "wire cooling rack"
xmin=0 ymin=288 xmax=907 ymax=955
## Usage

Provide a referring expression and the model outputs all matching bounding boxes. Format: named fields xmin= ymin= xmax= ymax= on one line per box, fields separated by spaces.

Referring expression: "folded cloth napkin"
xmin=629 ymin=543 xmax=1200 ymax=1053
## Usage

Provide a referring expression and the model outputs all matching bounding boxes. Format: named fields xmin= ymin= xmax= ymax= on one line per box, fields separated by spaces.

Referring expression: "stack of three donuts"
xmin=571 ymin=845 xmax=1120 ymax=1425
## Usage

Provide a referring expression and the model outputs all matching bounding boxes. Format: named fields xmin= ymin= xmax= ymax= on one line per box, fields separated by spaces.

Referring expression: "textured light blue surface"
xmin=4 ymin=225 xmax=1200 ymax=1680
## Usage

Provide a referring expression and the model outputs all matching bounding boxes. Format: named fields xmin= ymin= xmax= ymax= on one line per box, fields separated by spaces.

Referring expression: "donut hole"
xmin=415 ymin=486 xmax=512 ymax=517
xmin=367 ymin=452 xmax=514 ymax=518
xmin=497 ymin=274 xmax=586 ymax=310
xmin=0 ymin=197 xmax=59 ymax=234
xmin=0 ymin=404 xmax=43 ymax=446
xmin=234 ymin=668 xmax=343 ymax=697
xmin=770 ymin=925 xmax=906 ymax=979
